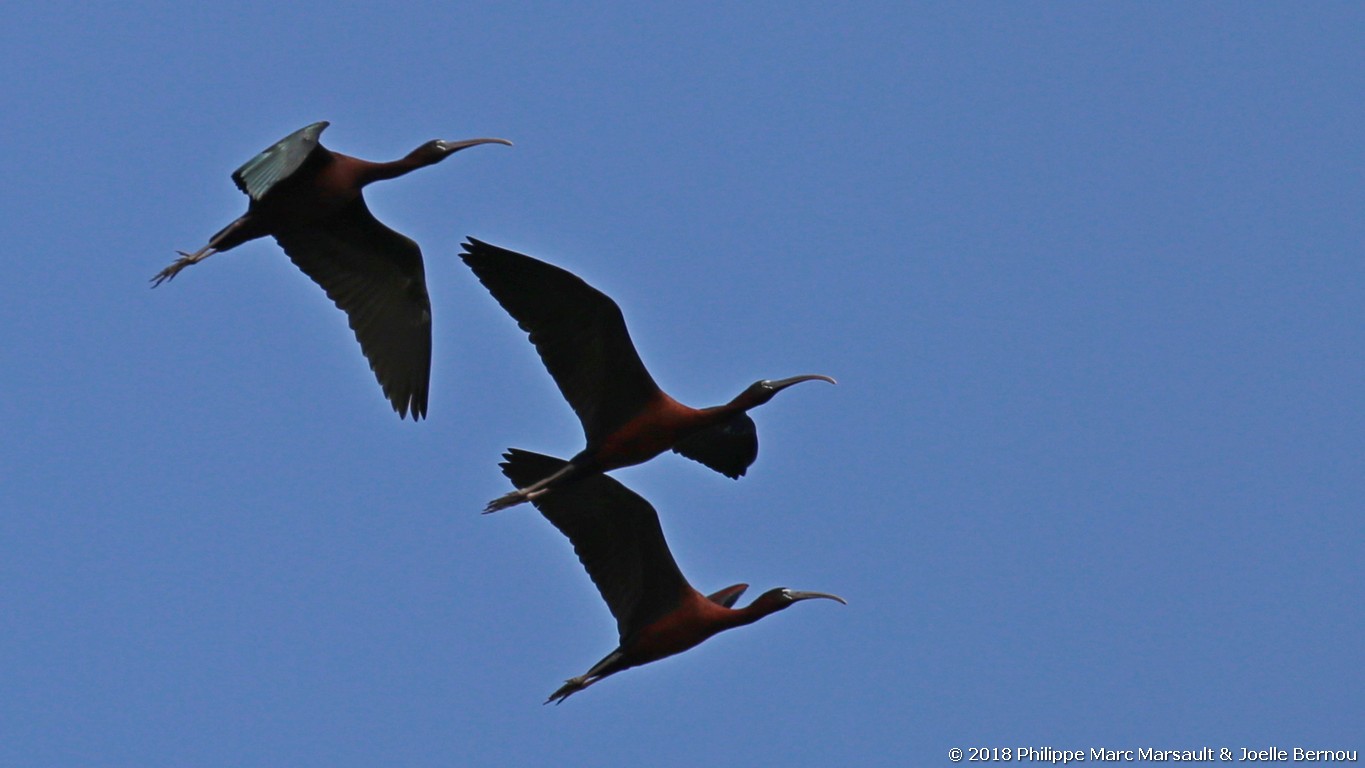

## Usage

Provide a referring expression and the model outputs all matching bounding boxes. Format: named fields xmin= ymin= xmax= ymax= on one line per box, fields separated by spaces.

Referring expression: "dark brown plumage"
xmin=154 ymin=122 xmax=511 ymax=419
xmin=461 ymin=238 xmax=835 ymax=510
xmin=500 ymin=449 xmax=845 ymax=704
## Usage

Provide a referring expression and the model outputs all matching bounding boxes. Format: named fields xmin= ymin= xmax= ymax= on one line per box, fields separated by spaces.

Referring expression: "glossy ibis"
xmin=499 ymin=449 xmax=844 ymax=704
xmin=154 ymin=122 xmax=511 ymax=420
xmin=460 ymin=238 xmax=835 ymax=511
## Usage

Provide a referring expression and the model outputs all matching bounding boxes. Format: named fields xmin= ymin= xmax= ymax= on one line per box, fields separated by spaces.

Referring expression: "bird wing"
xmin=500 ymin=449 xmax=692 ymax=641
xmin=271 ymin=197 xmax=432 ymax=420
xmin=231 ymin=122 xmax=329 ymax=202
xmin=705 ymin=584 xmax=748 ymax=608
xmin=670 ymin=413 xmax=758 ymax=478
xmin=460 ymin=238 xmax=661 ymax=444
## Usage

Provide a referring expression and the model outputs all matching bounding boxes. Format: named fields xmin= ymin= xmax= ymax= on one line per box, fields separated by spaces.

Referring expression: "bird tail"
xmin=486 ymin=449 xmax=584 ymax=513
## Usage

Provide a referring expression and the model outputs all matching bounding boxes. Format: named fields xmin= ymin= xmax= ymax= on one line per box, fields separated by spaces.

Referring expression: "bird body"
xmin=155 ymin=122 xmax=511 ymax=419
xmin=583 ymin=391 xmax=727 ymax=471
xmin=498 ymin=449 xmax=844 ymax=704
xmin=622 ymin=587 xmax=766 ymax=664
xmin=461 ymin=238 xmax=834 ymax=510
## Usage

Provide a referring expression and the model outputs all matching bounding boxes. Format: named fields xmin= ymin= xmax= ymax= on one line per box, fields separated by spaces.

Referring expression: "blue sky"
xmin=3 ymin=3 xmax=1361 ymax=766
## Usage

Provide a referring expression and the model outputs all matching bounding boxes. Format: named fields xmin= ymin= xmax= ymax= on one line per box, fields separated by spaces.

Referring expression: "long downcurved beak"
xmin=438 ymin=137 xmax=514 ymax=152
xmin=788 ymin=591 xmax=847 ymax=605
xmin=767 ymin=374 xmax=838 ymax=392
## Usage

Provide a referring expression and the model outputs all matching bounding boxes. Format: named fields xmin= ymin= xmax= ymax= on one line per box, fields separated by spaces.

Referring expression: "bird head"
xmin=418 ymin=137 xmax=514 ymax=162
xmin=753 ymin=587 xmax=848 ymax=614
xmin=734 ymin=374 xmax=837 ymax=409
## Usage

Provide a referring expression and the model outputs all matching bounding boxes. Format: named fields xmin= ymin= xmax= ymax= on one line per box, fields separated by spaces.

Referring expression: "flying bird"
xmin=499 ymin=449 xmax=845 ymax=704
xmin=154 ymin=122 xmax=511 ymax=420
xmin=461 ymin=237 xmax=835 ymax=511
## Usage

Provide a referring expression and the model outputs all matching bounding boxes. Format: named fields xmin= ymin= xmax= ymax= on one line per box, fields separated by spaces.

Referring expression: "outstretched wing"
xmin=670 ymin=413 xmax=758 ymax=478
xmin=272 ymin=196 xmax=432 ymax=420
xmin=461 ymin=238 xmax=662 ymax=442
xmin=500 ymin=449 xmax=692 ymax=641
xmin=232 ymin=121 xmax=329 ymax=201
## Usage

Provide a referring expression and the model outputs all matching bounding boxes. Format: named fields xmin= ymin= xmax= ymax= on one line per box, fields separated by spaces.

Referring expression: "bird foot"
xmin=483 ymin=489 xmax=529 ymax=514
xmin=545 ymin=676 xmax=588 ymax=705
xmin=150 ymin=251 xmax=205 ymax=287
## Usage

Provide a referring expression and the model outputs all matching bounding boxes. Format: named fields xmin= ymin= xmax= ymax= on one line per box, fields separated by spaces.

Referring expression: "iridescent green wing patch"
xmin=231 ymin=121 xmax=329 ymax=201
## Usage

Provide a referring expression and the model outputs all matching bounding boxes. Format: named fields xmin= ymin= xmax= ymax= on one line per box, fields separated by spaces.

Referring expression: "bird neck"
xmin=720 ymin=385 xmax=776 ymax=416
xmin=698 ymin=397 xmax=754 ymax=424
xmin=352 ymin=150 xmax=438 ymax=186
xmin=719 ymin=595 xmax=786 ymax=630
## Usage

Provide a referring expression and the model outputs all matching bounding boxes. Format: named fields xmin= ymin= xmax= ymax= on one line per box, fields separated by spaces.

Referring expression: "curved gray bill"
xmin=768 ymin=374 xmax=838 ymax=391
xmin=439 ymin=137 xmax=514 ymax=152
xmin=788 ymin=590 xmax=847 ymax=605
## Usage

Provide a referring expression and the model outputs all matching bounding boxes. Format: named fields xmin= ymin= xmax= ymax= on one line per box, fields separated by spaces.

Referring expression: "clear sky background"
xmin=3 ymin=3 xmax=1361 ymax=766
